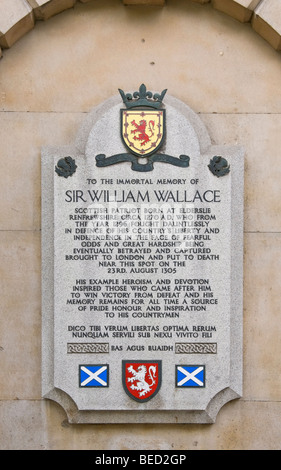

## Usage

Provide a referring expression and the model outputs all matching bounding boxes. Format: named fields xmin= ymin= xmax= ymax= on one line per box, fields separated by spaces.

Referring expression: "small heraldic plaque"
xmin=41 ymin=85 xmax=244 ymax=423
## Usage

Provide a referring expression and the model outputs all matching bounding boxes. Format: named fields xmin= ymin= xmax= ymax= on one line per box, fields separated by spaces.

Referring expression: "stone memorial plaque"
xmin=41 ymin=85 xmax=244 ymax=423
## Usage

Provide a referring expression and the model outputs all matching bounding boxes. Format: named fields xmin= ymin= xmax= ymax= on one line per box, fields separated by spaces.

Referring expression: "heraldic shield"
xmin=121 ymin=109 xmax=165 ymax=157
xmin=122 ymin=360 xmax=162 ymax=402
xmin=95 ymin=85 xmax=190 ymax=171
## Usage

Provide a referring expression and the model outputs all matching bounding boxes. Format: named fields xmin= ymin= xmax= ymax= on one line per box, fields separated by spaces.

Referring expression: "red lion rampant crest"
xmin=131 ymin=119 xmax=155 ymax=146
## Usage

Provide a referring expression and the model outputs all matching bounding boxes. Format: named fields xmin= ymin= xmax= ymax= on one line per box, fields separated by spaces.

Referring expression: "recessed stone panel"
xmin=41 ymin=87 xmax=244 ymax=423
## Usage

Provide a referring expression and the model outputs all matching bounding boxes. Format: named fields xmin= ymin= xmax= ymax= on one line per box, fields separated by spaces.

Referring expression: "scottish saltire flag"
xmin=79 ymin=365 xmax=109 ymax=387
xmin=176 ymin=365 xmax=205 ymax=388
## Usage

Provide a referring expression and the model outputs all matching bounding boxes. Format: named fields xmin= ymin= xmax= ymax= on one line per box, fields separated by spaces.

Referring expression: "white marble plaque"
xmin=41 ymin=87 xmax=244 ymax=423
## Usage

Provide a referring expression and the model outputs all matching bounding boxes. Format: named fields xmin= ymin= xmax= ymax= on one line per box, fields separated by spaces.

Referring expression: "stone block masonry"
xmin=0 ymin=1 xmax=280 ymax=52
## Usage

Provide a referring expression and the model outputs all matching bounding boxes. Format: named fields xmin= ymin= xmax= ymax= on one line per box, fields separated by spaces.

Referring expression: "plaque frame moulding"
xmin=41 ymin=91 xmax=244 ymax=424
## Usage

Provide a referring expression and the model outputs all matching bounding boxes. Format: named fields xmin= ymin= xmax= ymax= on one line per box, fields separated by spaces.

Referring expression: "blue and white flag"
xmin=79 ymin=365 xmax=109 ymax=387
xmin=176 ymin=365 xmax=205 ymax=388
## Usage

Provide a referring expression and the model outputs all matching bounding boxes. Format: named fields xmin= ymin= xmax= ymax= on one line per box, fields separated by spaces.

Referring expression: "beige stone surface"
xmin=27 ymin=0 xmax=77 ymax=20
xmin=243 ymin=233 xmax=281 ymax=402
xmin=200 ymin=113 xmax=281 ymax=233
xmin=0 ymin=0 xmax=33 ymax=33
xmin=253 ymin=0 xmax=281 ymax=35
xmin=224 ymin=0 xmax=260 ymax=6
xmin=0 ymin=0 xmax=281 ymax=450
xmin=0 ymin=0 xmax=280 ymax=55
xmin=252 ymin=0 xmax=281 ymax=50
xmin=0 ymin=231 xmax=41 ymax=400
xmin=123 ymin=0 xmax=165 ymax=5
xmin=0 ymin=0 xmax=280 ymax=114
xmin=0 ymin=0 xmax=34 ymax=48
xmin=0 ymin=112 xmax=84 ymax=231
xmin=212 ymin=0 xmax=261 ymax=22
xmin=1 ymin=399 xmax=281 ymax=449
xmin=191 ymin=0 xmax=211 ymax=4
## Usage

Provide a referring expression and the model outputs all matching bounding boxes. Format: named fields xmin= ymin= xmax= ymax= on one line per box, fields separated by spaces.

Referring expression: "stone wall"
xmin=0 ymin=0 xmax=281 ymax=450
xmin=1 ymin=0 xmax=281 ymax=53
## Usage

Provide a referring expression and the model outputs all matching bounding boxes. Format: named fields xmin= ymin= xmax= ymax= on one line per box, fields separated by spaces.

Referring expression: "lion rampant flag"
xmin=122 ymin=360 xmax=162 ymax=402
xmin=121 ymin=110 xmax=165 ymax=157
